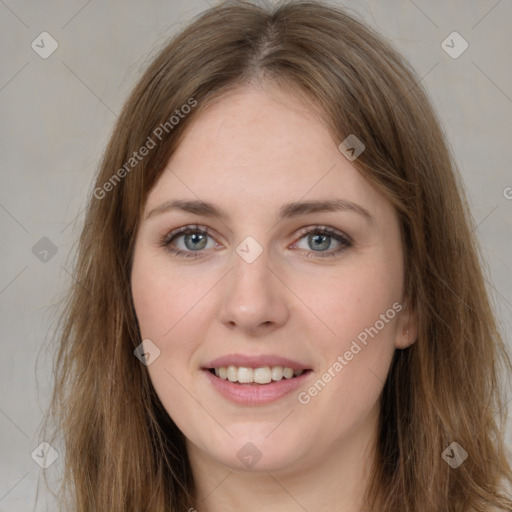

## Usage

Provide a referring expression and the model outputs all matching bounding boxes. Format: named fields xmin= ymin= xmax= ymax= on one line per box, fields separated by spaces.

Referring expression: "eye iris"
xmin=185 ymin=232 xmax=208 ymax=250
xmin=309 ymin=233 xmax=330 ymax=251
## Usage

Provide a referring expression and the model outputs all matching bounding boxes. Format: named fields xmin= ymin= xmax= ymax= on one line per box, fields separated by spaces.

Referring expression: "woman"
xmin=40 ymin=1 xmax=512 ymax=510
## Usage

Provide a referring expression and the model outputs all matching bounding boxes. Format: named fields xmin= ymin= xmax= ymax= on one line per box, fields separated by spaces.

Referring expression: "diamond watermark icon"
xmin=31 ymin=442 xmax=59 ymax=469
xmin=134 ymin=338 xmax=161 ymax=366
xmin=441 ymin=32 xmax=468 ymax=59
xmin=441 ymin=441 xmax=468 ymax=468
xmin=338 ymin=134 xmax=365 ymax=161
xmin=237 ymin=442 xmax=263 ymax=468
xmin=32 ymin=236 xmax=58 ymax=263
xmin=236 ymin=236 xmax=263 ymax=264
xmin=31 ymin=32 xmax=59 ymax=59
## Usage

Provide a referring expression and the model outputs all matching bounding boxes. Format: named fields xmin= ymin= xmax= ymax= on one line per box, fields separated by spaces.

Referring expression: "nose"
xmin=218 ymin=243 xmax=290 ymax=336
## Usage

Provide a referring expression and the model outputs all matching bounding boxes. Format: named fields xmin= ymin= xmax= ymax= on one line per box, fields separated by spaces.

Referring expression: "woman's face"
xmin=131 ymin=83 xmax=416 ymax=474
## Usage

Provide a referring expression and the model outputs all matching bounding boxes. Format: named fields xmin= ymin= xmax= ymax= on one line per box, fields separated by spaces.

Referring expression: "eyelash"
xmin=158 ymin=224 xmax=353 ymax=260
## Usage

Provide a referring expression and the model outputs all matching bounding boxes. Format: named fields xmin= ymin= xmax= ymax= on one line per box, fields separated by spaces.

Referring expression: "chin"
xmin=203 ymin=431 xmax=309 ymax=473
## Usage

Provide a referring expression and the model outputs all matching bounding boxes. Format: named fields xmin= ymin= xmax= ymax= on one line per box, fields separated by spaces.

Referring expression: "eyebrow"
xmin=144 ymin=198 xmax=374 ymax=224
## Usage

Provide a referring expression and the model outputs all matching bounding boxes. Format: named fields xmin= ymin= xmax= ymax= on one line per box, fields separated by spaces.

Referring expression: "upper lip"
xmin=205 ymin=353 xmax=310 ymax=371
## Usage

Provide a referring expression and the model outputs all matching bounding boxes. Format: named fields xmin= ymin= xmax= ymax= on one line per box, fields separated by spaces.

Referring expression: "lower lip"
xmin=203 ymin=369 xmax=312 ymax=405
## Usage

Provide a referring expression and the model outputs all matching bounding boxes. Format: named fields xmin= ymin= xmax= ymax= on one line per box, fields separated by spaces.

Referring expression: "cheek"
xmin=131 ymin=252 xmax=199 ymax=339
xmin=296 ymin=253 xmax=402 ymax=415
xmin=131 ymin=252 xmax=206 ymax=427
xmin=131 ymin=254 xmax=195 ymax=399
xmin=309 ymin=257 xmax=402 ymax=348
xmin=131 ymin=250 xmax=218 ymax=386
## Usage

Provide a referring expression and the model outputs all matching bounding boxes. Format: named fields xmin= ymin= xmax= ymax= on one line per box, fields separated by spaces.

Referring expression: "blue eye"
xmin=159 ymin=224 xmax=215 ymax=258
xmin=293 ymin=225 xmax=352 ymax=257
xmin=159 ymin=224 xmax=352 ymax=259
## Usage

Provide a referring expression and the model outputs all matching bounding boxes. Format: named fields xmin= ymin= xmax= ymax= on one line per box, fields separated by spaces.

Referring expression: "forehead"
xmin=144 ymin=84 xmax=392 ymax=225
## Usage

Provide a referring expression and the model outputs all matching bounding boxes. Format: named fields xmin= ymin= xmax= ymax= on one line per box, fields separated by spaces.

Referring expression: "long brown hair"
xmin=38 ymin=1 xmax=512 ymax=510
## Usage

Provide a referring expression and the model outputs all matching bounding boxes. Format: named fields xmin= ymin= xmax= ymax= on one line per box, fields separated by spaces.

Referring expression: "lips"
xmin=202 ymin=353 xmax=313 ymax=405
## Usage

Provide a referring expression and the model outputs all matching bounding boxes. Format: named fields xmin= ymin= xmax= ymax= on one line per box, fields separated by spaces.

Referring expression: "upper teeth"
xmin=214 ymin=366 xmax=304 ymax=384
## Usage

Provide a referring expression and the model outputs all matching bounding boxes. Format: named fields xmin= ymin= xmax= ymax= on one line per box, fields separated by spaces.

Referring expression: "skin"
xmin=130 ymin=81 xmax=418 ymax=512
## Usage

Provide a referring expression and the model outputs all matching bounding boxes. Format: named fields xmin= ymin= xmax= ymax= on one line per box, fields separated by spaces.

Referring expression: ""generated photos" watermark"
xmin=298 ymin=301 xmax=403 ymax=404
xmin=94 ymin=97 xmax=197 ymax=200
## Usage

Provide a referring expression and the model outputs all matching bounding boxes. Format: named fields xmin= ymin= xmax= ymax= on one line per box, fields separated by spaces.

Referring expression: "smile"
xmin=203 ymin=367 xmax=312 ymax=405
xmin=209 ymin=365 xmax=304 ymax=384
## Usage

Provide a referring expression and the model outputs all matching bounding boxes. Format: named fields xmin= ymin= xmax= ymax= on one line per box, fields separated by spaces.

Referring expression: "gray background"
xmin=1 ymin=0 xmax=511 ymax=510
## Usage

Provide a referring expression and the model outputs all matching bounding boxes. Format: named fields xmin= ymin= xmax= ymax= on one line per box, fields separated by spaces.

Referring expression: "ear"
xmin=394 ymin=300 xmax=418 ymax=349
